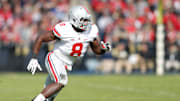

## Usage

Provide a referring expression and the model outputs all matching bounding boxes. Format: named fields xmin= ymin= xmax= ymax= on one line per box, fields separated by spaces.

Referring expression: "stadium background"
xmin=0 ymin=0 xmax=179 ymax=73
xmin=0 ymin=0 xmax=180 ymax=101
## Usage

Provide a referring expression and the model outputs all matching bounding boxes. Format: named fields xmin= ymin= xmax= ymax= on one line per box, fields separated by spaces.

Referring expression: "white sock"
xmin=34 ymin=93 xmax=46 ymax=101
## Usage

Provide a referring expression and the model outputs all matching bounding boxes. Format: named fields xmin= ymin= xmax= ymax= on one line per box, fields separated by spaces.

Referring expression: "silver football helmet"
xmin=68 ymin=6 xmax=91 ymax=31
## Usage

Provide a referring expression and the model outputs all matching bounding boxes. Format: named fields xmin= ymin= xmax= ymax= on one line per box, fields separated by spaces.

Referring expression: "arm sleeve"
xmin=52 ymin=24 xmax=62 ymax=39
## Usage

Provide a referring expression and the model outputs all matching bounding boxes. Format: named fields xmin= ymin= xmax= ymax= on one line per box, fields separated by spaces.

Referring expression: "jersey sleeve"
xmin=91 ymin=24 xmax=99 ymax=41
xmin=53 ymin=24 xmax=62 ymax=39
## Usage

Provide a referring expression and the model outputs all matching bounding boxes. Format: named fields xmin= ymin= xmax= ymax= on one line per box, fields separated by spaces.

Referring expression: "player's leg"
xmin=41 ymin=82 xmax=64 ymax=100
xmin=33 ymin=82 xmax=64 ymax=101
xmin=44 ymin=75 xmax=62 ymax=101
xmin=33 ymin=52 xmax=68 ymax=101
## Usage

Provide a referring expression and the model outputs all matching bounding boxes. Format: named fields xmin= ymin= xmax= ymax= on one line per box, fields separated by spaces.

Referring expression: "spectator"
xmin=139 ymin=43 xmax=154 ymax=74
xmin=111 ymin=41 xmax=132 ymax=74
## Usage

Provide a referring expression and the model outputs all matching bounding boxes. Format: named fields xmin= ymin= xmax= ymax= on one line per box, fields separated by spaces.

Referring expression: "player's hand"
xmin=100 ymin=41 xmax=112 ymax=52
xmin=27 ymin=58 xmax=42 ymax=75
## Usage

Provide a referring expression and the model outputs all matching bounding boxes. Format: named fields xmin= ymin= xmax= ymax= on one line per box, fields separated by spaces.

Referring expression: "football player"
xmin=27 ymin=6 xmax=111 ymax=101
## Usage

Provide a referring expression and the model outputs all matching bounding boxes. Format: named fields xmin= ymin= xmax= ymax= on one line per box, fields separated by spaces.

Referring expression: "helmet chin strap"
xmin=77 ymin=21 xmax=91 ymax=31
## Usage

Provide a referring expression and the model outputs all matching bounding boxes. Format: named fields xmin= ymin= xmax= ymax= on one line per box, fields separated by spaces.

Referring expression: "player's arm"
xmin=90 ymin=38 xmax=111 ymax=55
xmin=27 ymin=31 xmax=58 ymax=75
xmin=33 ymin=31 xmax=57 ymax=57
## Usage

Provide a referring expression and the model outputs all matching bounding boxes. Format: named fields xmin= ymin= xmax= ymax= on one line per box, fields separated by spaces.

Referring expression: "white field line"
xmin=87 ymin=83 xmax=178 ymax=98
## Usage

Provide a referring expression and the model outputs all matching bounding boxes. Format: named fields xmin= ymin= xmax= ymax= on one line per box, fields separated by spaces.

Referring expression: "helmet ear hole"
xmin=80 ymin=17 xmax=83 ymax=21
xmin=73 ymin=19 xmax=76 ymax=22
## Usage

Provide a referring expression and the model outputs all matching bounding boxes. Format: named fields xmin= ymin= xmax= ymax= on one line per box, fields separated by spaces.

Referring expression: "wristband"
xmin=32 ymin=54 xmax=38 ymax=58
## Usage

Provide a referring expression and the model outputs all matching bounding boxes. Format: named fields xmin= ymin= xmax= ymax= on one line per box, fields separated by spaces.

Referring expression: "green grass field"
xmin=0 ymin=73 xmax=180 ymax=101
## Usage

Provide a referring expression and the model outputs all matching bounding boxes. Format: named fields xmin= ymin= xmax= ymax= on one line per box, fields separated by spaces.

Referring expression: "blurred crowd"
xmin=87 ymin=0 xmax=180 ymax=74
xmin=0 ymin=0 xmax=70 ymax=70
xmin=0 ymin=0 xmax=179 ymax=73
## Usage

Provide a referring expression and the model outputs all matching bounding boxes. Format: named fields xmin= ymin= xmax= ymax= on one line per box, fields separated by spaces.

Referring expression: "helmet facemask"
xmin=78 ymin=17 xmax=91 ymax=30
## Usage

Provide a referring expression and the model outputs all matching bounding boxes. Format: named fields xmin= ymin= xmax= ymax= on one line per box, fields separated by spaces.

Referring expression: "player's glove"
xmin=27 ymin=58 xmax=42 ymax=75
xmin=100 ymin=41 xmax=112 ymax=52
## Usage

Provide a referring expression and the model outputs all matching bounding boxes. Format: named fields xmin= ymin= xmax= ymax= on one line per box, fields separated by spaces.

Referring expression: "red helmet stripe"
xmin=83 ymin=6 xmax=89 ymax=14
